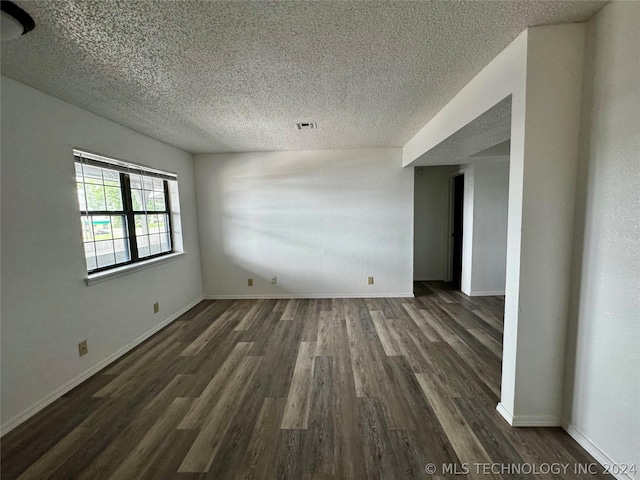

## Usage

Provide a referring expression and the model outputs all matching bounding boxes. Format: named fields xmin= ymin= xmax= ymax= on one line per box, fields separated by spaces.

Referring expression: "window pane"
xmin=77 ymin=183 xmax=87 ymax=211
xmin=76 ymin=156 xmax=175 ymax=273
xmin=137 ymin=235 xmax=150 ymax=258
xmin=111 ymin=215 xmax=126 ymax=239
xmin=75 ymin=163 xmax=84 ymax=182
xmin=85 ymin=184 xmax=106 ymax=211
xmin=103 ymin=170 xmax=120 ymax=186
xmin=160 ymin=231 xmax=171 ymax=252
xmin=105 ymin=186 xmax=123 ymax=211
xmin=154 ymin=191 xmax=166 ymax=211
xmin=95 ymin=240 xmax=115 ymax=268
xmin=84 ymin=243 xmax=97 ymax=271
xmin=144 ymin=189 xmax=155 ymax=210
xmin=149 ymin=234 xmax=161 ymax=255
xmin=114 ymin=238 xmax=130 ymax=263
xmin=142 ymin=176 xmax=154 ymax=191
xmin=156 ymin=214 xmax=167 ymax=233
xmin=130 ymin=174 xmax=142 ymax=189
xmin=82 ymin=165 xmax=103 ymax=184
xmin=135 ymin=214 xmax=148 ymax=235
xmin=147 ymin=214 xmax=159 ymax=234
xmin=92 ymin=216 xmax=113 ymax=240
xmin=131 ymin=189 xmax=143 ymax=210
xmin=80 ymin=216 xmax=94 ymax=242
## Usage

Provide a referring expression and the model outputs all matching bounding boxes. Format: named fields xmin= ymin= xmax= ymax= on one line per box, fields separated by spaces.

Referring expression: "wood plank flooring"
xmin=1 ymin=282 xmax=610 ymax=479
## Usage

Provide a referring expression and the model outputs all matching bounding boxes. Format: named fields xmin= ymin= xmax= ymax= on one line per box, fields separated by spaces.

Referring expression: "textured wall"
xmin=195 ymin=149 xmax=414 ymax=297
xmin=469 ymin=160 xmax=509 ymax=295
xmin=563 ymin=1 xmax=640 ymax=476
xmin=413 ymin=166 xmax=452 ymax=281
xmin=0 ymin=77 xmax=203 ymax=432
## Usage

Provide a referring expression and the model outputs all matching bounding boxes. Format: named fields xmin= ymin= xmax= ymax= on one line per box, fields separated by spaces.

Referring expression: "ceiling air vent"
xmin=295 ymin=122 xmax=317 ymax=130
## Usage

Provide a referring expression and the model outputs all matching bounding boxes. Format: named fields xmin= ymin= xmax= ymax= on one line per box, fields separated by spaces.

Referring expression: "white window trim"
xmin=86 ymin=251 xmax=185 ymax=286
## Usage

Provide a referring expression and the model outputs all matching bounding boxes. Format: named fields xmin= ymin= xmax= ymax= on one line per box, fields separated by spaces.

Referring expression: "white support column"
xmin=499 ymin=23 xmax=586 ymax=425
xmin=403 ymin=23 xmax=587 ymax=426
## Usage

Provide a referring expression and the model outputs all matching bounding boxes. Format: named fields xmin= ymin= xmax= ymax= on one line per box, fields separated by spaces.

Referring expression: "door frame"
xmin=444 ymin=167 xmax=467 ymax=283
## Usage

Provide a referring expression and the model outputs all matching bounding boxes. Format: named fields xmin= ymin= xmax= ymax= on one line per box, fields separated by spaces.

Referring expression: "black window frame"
xmin=74 ymin=152 xmax=176 ymax=274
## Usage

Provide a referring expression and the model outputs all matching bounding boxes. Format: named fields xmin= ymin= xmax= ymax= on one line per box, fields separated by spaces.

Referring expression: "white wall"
xmin=195 ymin=149 xmax=414 ymax=298
xmin=563 ymin=1 xmax=640 ymax=476
xmin=468 ymin=160 xmax=509 ymax=296
xmin=0 ymin=77 xmax=203 ymax=432
xmin=413 ymin=166 xmax=451 ymax=281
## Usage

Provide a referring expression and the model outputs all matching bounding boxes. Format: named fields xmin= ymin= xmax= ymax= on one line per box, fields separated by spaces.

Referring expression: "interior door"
xmin=452 ymin=174 xmax=464 ymax=289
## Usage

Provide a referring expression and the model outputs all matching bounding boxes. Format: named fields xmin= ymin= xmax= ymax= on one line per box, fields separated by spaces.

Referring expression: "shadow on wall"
xmin=197 ymin=150 xmax=413 ymax=296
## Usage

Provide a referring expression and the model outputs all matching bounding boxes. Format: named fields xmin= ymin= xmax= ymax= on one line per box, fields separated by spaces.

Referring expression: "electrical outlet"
xmin=153 ymin=302 xmax=159 ymax=314
xmin=368 ymin=276 xmax=374 ymax=285
xmin=271 ymin=276 xmax=277 ymax=284
xmin=248 ymin=278 xmax=254 ymax=287
xmin=78 ymin=340 xmax=88 ymax=357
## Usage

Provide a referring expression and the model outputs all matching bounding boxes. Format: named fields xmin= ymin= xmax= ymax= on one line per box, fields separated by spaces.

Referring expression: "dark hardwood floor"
xmin=1 ymin=282 xmax=609 ymax=479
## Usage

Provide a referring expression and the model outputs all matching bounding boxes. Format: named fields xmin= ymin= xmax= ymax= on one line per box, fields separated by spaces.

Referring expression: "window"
xmin=74 ymin=150 xmax=177 ymax=274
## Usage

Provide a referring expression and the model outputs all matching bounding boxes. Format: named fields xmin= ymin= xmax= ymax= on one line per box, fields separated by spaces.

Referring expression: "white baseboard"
xmin=0 ymin=296 xmax=203 ymax=437
xmin=204 ymin=293 xmax=415 ymax=299
xmin=563 ymin=423 xmax=635 ymax=480
xmin=496 ymin=402 xmax=514 ymax=424
xmin=497 ymin=406 xmax=634 ymax=479
xmin=495 ymin=402 xmax=561 ymax=426
xmin=469 ymin=290 xmax=506 ymax=296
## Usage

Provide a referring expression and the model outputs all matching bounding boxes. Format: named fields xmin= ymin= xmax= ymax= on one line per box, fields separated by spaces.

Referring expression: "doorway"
xmin=451 ymin=174 xmax=464 ymax=289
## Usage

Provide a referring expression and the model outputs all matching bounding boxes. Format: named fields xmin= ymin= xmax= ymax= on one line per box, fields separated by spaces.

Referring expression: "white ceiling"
xmin=1 ymin=0 xmax=605 ymax=154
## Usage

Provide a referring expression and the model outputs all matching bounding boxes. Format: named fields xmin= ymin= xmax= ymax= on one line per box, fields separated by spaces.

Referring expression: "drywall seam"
xmin=0 ymin=296 xmax=204 ymax=436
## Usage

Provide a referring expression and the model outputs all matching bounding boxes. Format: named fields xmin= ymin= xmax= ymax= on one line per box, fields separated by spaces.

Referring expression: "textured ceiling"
xmin=411 ymin=96 xmax=512 ymax=166
xmin=471 ymin=139 xmax=511 ymax=158
xmin=1 ymin=0 xmax=605 ymax=153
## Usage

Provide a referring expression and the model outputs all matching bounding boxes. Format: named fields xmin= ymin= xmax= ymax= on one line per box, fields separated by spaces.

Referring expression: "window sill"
xmin=85 ymin=252 xmax=185 ymax=286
